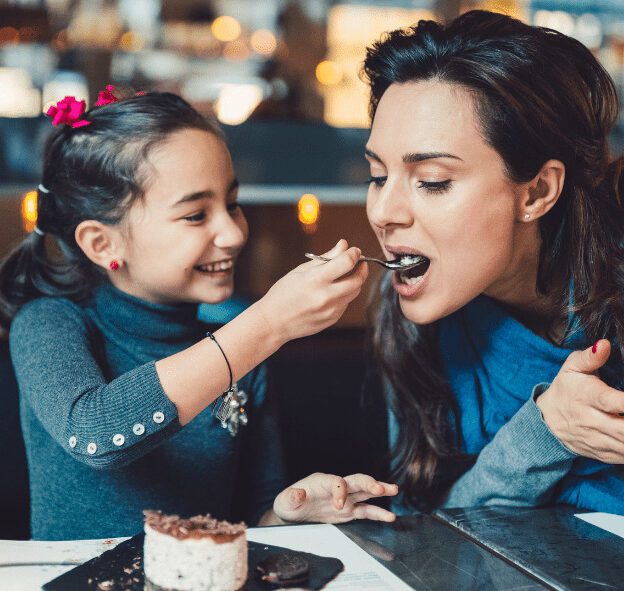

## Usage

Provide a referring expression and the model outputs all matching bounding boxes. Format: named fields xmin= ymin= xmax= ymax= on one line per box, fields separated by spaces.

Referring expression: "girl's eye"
xmin=227 ymin=202 xmax=240 ymax=213
xmin=366 ymin=175 xmax=387 ymax=188
xmin=183 ymin=211 xmax=206 ymax=222
xmin=418 ymin=180 xmax=452 ymax=194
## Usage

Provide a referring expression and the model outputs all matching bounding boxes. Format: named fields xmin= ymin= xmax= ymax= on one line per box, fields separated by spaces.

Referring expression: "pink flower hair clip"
xmin=95 ymin=84 xmax=119 ymax=106
xmin=46 ymin=96 xmax=91 ymax=128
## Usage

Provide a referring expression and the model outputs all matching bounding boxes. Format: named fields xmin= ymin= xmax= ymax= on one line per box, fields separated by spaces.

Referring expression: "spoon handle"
xmin=304 ymin=252 xmax=371 ymax=265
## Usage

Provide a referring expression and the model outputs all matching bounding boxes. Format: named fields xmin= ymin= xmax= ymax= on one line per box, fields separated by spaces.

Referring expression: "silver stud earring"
xmin=524 ymin=213 xmax=531 ymax=220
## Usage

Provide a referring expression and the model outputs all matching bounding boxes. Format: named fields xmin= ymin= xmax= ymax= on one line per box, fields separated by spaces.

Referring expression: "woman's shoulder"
xmin=11 ymin=296 xmax=91 ymax=340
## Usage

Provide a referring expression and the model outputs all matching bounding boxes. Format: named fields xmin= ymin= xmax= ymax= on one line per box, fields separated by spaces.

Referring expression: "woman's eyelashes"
xmin=418 ymin=180 xmax=452 ymax=194
xmin=226 ymin=201 xmax=240 ymax=213
xmin=366 ymin=175 xmax=452 ymax=194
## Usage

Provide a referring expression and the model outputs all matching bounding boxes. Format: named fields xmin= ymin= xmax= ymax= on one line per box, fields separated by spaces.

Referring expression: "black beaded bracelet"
xmin=206 ymin=331 xmax=233 ymax=393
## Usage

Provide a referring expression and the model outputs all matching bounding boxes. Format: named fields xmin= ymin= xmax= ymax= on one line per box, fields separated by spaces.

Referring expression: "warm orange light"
xmin=119 ymin=30 xmax=145 ymax=52
xmin=21 ymin=190 xmax=37 ymax=232
xmin=0 ymin=27 xmax=19 ymax=46
xmin=298 ymin=194 xmax=320 ymax=227
xmin=250 ymin=29 xmax=277 ymax=55
xmin=211 ymin=16 xmax=241 ymax=42
xmin=315 ymin=60 xmax=342 ymax=86
xmin=223 ymin=39 xmax=250 ymax=61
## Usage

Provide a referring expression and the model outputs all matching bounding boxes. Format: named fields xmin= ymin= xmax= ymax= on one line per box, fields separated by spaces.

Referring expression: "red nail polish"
xmin=592 ymin=341 xmax=599 ymax=354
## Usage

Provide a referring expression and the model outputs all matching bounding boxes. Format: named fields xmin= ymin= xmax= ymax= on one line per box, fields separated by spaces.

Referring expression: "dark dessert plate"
xmin=42 ymin=533 xmax=344 ymax=590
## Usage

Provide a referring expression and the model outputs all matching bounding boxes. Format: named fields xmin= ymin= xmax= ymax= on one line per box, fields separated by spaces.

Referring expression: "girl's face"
xmin=117 ymin=128 xmax=248 ymax=305
xmin=366 ymin=80 xmax=536 ymax=324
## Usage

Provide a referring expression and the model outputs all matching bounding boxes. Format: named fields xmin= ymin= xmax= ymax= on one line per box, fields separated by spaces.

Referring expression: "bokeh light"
xmin=211 ymin=16 xmax=241 ymax=42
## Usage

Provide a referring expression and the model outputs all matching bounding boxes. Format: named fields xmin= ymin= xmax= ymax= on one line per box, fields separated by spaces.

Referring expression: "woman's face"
xmin=117 ymin=128 xmax=248 ymax=304
xmin=366 ymin=80 xmax=534 ymax=324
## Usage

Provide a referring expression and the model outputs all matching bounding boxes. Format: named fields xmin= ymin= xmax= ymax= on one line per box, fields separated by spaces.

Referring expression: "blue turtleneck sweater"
xmin=10 ymin=282 xmax=286 ymax=540
xmin=391 ymin=295 xmax=624 ymax=514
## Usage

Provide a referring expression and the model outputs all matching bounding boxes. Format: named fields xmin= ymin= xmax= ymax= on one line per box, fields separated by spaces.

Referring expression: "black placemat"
xmin=42 ymin=533 xmax=344 ymax=591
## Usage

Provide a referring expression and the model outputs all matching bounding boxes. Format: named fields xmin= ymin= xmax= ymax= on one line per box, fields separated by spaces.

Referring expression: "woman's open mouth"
xmin=386 ymin=247 xmax=431 ymax=297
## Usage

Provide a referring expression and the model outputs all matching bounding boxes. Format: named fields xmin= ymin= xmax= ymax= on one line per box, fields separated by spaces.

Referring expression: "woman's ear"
xmin=519 ymin=159 xmax=565 ymax=222
xmin=75 ymin=220 xmax=125 ymax=270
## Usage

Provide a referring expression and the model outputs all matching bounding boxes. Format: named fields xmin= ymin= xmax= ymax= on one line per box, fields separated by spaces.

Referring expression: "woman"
xmin=363 ymin=10 xmax=624 ymax=513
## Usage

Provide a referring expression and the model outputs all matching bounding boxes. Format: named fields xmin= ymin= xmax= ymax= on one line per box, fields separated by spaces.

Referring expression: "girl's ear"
xmin=518 ymin=159 xmax=566 ymax=222
xmin=75 ymin=220 xmax=125 ymax=270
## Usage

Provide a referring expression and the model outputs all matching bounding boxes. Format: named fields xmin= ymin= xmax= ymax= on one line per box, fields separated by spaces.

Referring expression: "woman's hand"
xmin=536 ymin=339 xmax=624 ymax=463
xmin=253 ymin=239 xmax=368 ymax=344
xmin=272 ymin=472 xmax=398 ymax=524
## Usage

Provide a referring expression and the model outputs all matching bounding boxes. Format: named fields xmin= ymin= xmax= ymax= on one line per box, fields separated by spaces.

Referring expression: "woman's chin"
xmin=398 ymin=297 xmax=443 ymax=325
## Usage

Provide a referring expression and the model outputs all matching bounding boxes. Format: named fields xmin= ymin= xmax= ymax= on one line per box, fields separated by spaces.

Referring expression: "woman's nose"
xmin=367 ymin=180 xmax=413 ymax=230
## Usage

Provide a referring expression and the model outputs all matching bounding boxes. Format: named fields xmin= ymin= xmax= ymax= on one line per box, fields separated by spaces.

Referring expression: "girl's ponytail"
xmin=0 ymin=232 xmax=49 ymax=337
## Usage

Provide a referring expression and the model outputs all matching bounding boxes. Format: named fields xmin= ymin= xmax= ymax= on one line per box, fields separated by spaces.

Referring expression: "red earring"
xmin=109 ymin=260 xmax=120 ymax=271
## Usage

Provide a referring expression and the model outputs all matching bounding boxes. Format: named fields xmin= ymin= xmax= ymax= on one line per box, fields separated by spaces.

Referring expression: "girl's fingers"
xmin=352 ymin=503 xmax=396 ymax=522
xmin=345 ymin=474 xmax=399 ymax=496
xmin=318 ymin=247 xmax=362 ymax=281
xmin=332 ymin=260 xmax=369 ymax=290
xmin=344 ymin=473 xmax=382 ymax=494
xmin=564 ymin=340 xmax=611 ymax=375
xmin=348 ymin=483 xmax=399 ymax=504
xmin=589 ymin=384 xmax=624 ymax=414
xmin=321 ymin=475 xmax=349 ymax=510
xmin=321 ymin=239 xmax=349 ymax=258
xmin=275 ymin=487 xmax=307 ymax=515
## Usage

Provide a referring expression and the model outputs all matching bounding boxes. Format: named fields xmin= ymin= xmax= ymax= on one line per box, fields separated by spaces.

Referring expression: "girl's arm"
xmin=156 ymin=243 xmax=367 ymax=425
xmin=10 ymin=243 xmax=366 ymax=470
xmin=440 ymin=340 xmax=623 ymax=510
xmin=10 ymin=297 xmax=181 ymax=470
xmin=439 ymin=386 xmax=576 ymax=508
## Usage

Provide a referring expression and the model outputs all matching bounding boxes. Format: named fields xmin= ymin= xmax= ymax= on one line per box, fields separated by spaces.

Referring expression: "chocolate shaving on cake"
xmin=143 ymin=510 xmax=246 ymax=540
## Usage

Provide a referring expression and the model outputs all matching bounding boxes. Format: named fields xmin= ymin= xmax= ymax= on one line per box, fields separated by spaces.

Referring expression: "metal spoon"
xmin=305 ymin=252 xmax=428 ymax=271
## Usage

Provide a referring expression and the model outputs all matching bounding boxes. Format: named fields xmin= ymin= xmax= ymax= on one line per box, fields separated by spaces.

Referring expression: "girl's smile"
xmin=193 ymin=257 xmax=235 ymax=278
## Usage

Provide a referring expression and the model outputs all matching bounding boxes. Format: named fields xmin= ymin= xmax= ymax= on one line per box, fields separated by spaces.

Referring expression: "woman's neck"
xmin=484 ymin=231 xmax=566 ymax=344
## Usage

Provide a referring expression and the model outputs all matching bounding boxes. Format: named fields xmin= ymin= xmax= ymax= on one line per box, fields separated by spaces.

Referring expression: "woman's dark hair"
xmin=0 ymin=92 xmax=223 ymax=337
xmin=363 ymin=10 xmax=624 ymax=509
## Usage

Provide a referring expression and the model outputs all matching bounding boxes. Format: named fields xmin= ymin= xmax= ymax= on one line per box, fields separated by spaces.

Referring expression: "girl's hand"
xmin=536 ymin=339 xmax=624 ymax=463
xmin=254 ymin=239 xmax=368 ymax=343
xmin=273 ymin=472 xmax=398 ymax=524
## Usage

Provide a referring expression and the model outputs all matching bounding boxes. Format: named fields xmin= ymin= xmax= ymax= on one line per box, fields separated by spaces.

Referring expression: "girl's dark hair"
xmin=363 ymin=10 xmax=624 ymax=509
xmin=0 ymin=92 xmax=222 ymax=337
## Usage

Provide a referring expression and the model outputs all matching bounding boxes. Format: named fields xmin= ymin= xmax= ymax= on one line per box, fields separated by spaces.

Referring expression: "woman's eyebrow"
xmin=171 ymin=179 xmax=239 ymax=208
xmin=403 ymin=151 xmax=463 ymax=163
xmin=365 ymin=147 xmax=462 ymax=163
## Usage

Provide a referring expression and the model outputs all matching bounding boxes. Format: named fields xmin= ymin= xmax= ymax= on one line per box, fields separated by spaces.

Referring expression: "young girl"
xmin=0 ymin=90 xmax=397 ymax=540
xmin=362 ymin=11 xmax=624 ymax=513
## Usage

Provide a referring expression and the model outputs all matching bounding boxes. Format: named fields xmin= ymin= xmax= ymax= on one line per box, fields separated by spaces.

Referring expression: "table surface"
xmin=339 ymin=515 xmax=545 ymax=590
xmin=3 ymin=509 xmax=620 ymax=591
xmin=435 ymin=506 xmax=624 ymax=591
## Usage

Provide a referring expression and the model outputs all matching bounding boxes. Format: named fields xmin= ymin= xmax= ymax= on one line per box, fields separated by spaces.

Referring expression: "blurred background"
xmin=2 ymin=0 xmax=624 ymax=318
xmin=2 ymin=0 xmax=624 ymax=538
